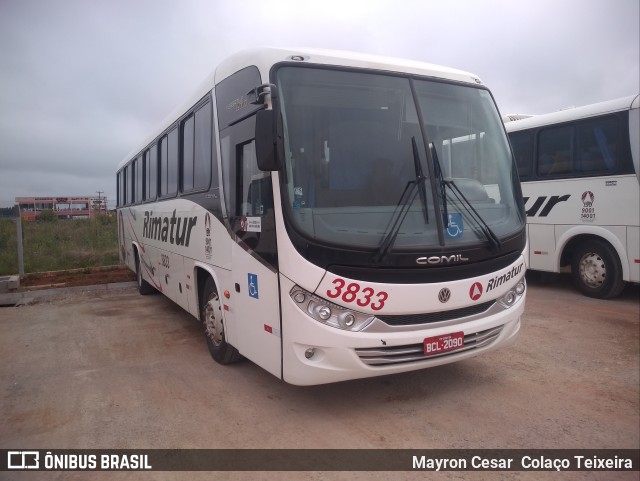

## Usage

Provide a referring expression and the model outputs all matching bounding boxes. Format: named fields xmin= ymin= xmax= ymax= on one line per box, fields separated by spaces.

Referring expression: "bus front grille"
xmin=354 ymin=326 xmax=503 ymax=366
xmin=376 ymin=300 xmax=495 ymax=326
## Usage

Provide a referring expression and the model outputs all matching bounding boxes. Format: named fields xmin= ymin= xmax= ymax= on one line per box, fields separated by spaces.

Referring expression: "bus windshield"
xmin=277 ymin=66 xmax=524 ymax=252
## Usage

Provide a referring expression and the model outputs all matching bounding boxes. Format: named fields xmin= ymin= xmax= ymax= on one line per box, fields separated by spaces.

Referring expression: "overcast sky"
xmin=0 ymin=0 xmax=638 ymax=208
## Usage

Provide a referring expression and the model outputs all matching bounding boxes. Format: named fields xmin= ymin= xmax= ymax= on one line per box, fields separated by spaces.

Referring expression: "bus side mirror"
xmin=255 ymin=109 xmax=281 ymax=171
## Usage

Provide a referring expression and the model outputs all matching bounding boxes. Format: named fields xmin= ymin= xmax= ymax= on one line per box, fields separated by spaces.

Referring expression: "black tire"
xmin=571 ymin=239 xmax=625 ymax=299
xmin=201 ymin=277 xmax=242 ymax=364
xmin=135 ymin=252 xmax=155 ymax=295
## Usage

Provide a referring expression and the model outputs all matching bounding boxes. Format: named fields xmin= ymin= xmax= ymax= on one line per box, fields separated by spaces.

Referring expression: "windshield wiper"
xmin=413 ymin=137 xmax=430 ymax=225
xmin=430 ymin=144 xmax=502 ymax=252
xmin=430 ymin=142 xmax=448 ymax=224
xmin=373 ymin=137 xmax=429 ymax=263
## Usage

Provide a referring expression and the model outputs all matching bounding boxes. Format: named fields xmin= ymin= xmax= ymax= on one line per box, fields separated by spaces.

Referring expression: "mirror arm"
xmin=248 ymin=83 xmax=278 ymax=105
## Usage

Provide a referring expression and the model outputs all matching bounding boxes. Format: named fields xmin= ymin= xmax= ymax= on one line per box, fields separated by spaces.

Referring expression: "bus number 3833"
xmin=326 ymin=278 xmax=389 ymax=311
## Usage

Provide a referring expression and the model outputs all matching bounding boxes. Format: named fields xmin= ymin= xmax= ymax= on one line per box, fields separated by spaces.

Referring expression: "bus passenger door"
xmin=221 ymin=117 xmax=282 ymax=379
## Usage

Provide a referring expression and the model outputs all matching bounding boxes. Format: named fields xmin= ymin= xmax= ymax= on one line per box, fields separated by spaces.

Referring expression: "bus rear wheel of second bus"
xmin=201 ymin=278 xmax=242 ymax=364
xmin=571 ymin=239 xmax=625 ymax=299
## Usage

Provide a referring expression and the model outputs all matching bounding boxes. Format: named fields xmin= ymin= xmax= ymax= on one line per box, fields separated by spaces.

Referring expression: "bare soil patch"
xmin=20 ymin=265 xmax=135 ymax=289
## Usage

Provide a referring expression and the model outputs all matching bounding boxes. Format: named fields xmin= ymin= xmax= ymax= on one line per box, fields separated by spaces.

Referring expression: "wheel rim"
xmin=578 ymin=251 xmax=606 ymax=289
xmin=204 ymin=292 xmax=224 ymax=346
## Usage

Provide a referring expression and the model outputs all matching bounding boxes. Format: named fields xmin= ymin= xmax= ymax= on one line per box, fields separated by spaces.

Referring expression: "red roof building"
xmin=16 ymin=196 xmax=108 ymax=221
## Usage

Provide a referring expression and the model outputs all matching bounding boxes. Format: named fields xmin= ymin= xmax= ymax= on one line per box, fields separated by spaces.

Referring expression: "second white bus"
xmin=505 ymin=95 xmax=639 ymax=298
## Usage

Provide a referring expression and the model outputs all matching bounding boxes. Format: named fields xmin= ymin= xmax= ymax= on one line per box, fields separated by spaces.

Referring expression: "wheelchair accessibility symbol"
xmin=248 ymin=273 xmax=259 ymax=299
xmin=445 ymin=212 xmax=464 ymax=239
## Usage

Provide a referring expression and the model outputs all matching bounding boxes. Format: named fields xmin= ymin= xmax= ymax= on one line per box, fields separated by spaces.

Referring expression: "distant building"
xmin=16 ymin=196 xmax=108 ymax=221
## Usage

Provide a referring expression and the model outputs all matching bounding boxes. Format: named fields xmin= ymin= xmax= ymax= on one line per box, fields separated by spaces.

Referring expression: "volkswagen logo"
xmin=438 ymin=288 xmax=451 ymax=303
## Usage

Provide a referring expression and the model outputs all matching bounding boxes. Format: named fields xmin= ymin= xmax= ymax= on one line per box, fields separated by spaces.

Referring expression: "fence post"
xmin=16 ymin=206 xmax=24 ymax=278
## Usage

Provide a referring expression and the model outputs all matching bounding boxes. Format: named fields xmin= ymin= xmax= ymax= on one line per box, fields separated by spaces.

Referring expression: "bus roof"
xmin=118 ymin=47 xmax=484 ymax=170
xmin=214 ymin=47 xmax=483 ymax=85
xmin=504 ymin=94 xmax=639 ymax=133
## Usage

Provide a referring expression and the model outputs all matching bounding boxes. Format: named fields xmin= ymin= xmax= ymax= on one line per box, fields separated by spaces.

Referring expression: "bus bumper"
xmin=280 ymin=281 xmax=525 ymax=386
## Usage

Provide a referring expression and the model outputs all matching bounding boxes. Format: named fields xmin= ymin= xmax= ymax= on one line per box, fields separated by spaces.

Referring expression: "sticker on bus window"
xmin=240 ymin=216 xmax=262 ymax=232
xmin=445 ymin=212 xmax=464 ymax=239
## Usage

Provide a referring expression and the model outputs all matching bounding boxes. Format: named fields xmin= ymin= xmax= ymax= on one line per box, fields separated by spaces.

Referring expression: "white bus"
xmin=116 ymin=48 xmax=527 ymax=385
xmin=505 ymin=95 xmax=640 ymax=298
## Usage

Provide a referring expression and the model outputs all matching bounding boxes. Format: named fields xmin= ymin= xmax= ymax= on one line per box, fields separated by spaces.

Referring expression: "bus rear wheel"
xmin=201 ymin=277 xmax=242 ymax=364
xmin=571 ymin=239 xmax=625 ymax=299
xmin=135 ymin=252 xmax=155 ymax=295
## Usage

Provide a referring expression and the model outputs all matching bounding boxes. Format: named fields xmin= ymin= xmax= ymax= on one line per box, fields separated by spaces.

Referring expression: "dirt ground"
xmin=0 ymin=273 xmax=638 ymax=481
xmin=20 ymin=266 xmax=135 ymax=289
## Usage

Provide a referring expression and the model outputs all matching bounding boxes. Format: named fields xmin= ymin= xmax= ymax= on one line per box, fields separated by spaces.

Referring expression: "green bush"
xmin=0 ymin=216 xmax=119 ymax=275
xmin=37 ymin=209 xmax=58 ymax=222
xmin=0 ymin=219 xmax=18 ymax=274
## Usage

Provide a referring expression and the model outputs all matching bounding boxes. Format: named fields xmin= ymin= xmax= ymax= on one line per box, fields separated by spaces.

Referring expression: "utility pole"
xmin=96 ymin=191 xmax=104 ymax=217
xmin=17 ymin=205 xmax=24 ymax=279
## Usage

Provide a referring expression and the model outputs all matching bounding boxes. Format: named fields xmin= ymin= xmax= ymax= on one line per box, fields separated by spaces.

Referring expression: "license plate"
xmin=423 ymin=331 xmax=464 ymax=355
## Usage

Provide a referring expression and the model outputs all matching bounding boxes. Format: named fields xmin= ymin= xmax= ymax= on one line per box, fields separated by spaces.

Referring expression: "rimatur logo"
xmin=469 ymin=282 xmax=483 ymax=301
xmin=581 ymin=191 xmax=596 ymax=223
xmin=581 ymin=191 xmax=595 ymax=206
xmin=8 ymin=451 xmax=39 ymax=469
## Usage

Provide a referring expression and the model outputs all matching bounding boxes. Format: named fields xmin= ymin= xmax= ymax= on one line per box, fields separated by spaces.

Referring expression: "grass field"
xmin=0 ymin=215 xmax=119 ymax=275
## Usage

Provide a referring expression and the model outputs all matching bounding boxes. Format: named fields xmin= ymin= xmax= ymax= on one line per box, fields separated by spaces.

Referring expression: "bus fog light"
xmin=305 ymin=348 xmax=316 ymax=359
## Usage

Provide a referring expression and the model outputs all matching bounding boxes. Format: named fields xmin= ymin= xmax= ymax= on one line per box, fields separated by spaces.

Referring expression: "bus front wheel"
xmin=571 ymin=239 xmax=625 ymax=299
xmin=201 ymin=277 xmax=242 ymax=364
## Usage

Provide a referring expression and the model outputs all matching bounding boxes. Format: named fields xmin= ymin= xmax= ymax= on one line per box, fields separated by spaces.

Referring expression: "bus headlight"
xmin=498 ymin=279 xmax=526 ymax=309
xmin=316 ymin=305 xmax=332 ymax=320
xmin=290 ymin=286 xmax=374 ymax=332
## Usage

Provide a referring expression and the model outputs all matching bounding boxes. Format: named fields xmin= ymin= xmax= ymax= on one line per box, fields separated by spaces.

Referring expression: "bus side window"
xmin=576 ymin=117 xmax=618 ymax=173
xmin=135 ymin=154 xmax=143 ymax=203
xmin=130 ymin=159 xmax=136 ymax=203
xmin=194 ymin=101 xmax=212 ymax=190
xmin=537 ymin=125 xmax=573 ymax=176
xmin=181 ymin=101 xmax=214 ymax=193
xmin=147 ymin=144 xmax=158 ymax=201
xmin=159 ymin=135 xmax=168 ymax=196
xmin=167 ymin=127 xmax=179 ymax=196
xmin=237 ymin=140 xmax=271 ymax=217
xmin=123 ymin=166 xmax=128 ymax=205
xmin=509 ymin=131 xmax=532 ymax=180
xmin=182 ymin=115 xmax=195 ymax=192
